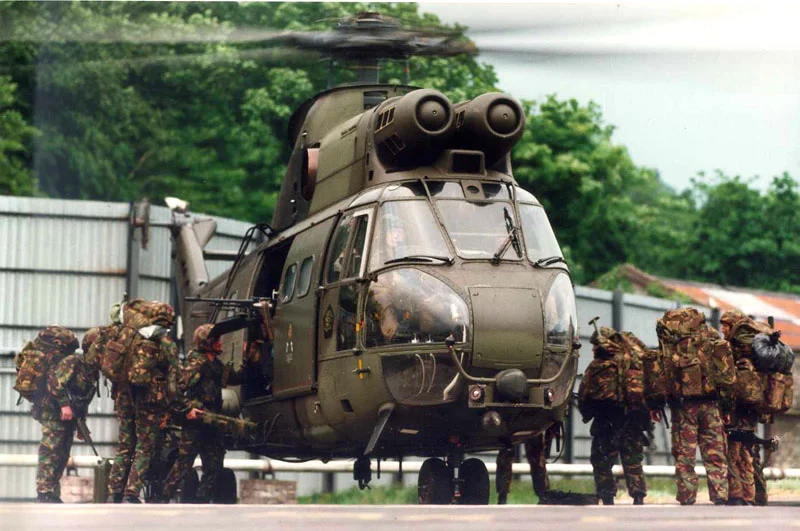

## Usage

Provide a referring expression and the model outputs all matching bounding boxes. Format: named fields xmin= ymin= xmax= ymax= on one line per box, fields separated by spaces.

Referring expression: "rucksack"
xmin=734 ymin=358 xmax=764 ymax=407
xmin=624 ymin=333 xmax=667 ymax=404
xmin=579 ymin=329 xmax=645 ymax=408
xmin=13 ymin=327 xmax=78 ymax=403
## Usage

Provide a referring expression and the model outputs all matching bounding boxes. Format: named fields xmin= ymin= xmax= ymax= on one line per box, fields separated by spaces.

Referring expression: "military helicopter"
xmin=166 ymin=12 xmax=580 ymax=505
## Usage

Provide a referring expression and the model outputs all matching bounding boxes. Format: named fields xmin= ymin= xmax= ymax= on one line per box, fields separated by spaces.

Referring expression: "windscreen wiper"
xmin=384 ymin=255 xmax=454 ymax=266
xmin=492 ymin=207 xmax=522 ymax=265
xmin=533 ymin=256 xmax=567 ymax=268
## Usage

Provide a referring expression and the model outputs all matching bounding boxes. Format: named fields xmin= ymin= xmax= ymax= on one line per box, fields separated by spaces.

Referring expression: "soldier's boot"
xmin=36 ymin=492 xmax=63 ymax=503
xmin=633 ymin=495 xmax=644 ymax=506
xmin=600 ymin=495 xmax=614 ymax=505
xmin=107 ymin=493 xmax=124 ymax=504
xmin=712 ymin=499 xmax=727 ymax=506
xmin=122 ymin=495 xmax=142 ymax=504
xmin=497 ymin=492 xmax=507 ymax=505
xmin=726 ymin=498 xmax=747 ymax=506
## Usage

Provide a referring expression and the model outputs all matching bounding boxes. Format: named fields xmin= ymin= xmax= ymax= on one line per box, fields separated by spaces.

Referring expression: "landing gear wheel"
xmin=181 ymin=469 xmax=200 ymax=503
xmin=213 ymin=468 xmax=238 ymax=504
xmin=457 ymin=458 xmax=490 ymax=505
xmin=418 ymin=458 xmax=453 ymax=505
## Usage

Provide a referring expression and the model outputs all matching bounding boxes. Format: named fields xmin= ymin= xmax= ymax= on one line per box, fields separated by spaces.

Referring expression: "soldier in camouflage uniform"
xmin=105 ymin=302 xmax=139 ymax=503
xmin=659 ymin=308 xmax=732 ymax=506
xmin=579 ymin=326 xmax=648 ymax=506
xmin=720 ymin=310 xmax=766 ymax=506
xmin=120 ymin=302 xmax=179 ymax=503
xmin=495 ymin=428 xmax=552 ymax=504
xmin=33 ymin=326 xmax=91 ymax=502
xmin=162 ymin=324 xmax=247 ymax=502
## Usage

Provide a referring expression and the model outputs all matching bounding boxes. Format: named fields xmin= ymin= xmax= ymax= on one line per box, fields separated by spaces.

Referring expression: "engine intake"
xmin=373 ymin=89 xmax=455 ymax=168
xmin=452 ymin=93 xmax=525 ymax=165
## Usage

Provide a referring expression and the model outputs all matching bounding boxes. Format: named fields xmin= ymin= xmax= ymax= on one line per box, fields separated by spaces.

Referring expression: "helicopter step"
xmin=418 ymin=454 xmax=490 ymax=505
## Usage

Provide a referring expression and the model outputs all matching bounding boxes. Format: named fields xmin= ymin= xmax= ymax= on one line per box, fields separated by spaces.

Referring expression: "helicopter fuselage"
xmin=173 ymin=84 xmax=580 ymax=460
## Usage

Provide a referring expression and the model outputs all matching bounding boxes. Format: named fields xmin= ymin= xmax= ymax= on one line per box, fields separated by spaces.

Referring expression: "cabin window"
xmin=345 ymin=216 xmax=370 ymax=278
xmin=336 ymin=283 xmax=359 ymax=351
xmin=281 ymin=263 xmax=298 ymax=303
xmin=326 ymin=213 xmax=354 ymax=284
xmin=297 ymin=256 xmax=314 ymax=297
xmin=482 ymin=182 xmax=511 ymax=200
xmin=518 ymin=204 xmax=563 ymax=261
xmin=426 ymin=181 xmax=464 ymax=199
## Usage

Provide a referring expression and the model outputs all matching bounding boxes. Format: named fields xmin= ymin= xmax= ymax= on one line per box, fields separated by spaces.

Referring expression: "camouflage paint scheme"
xmin=590 ymin=411 xmax=648 ymax=500
xmin=121 ymin=329 xmax=179 ymax=499
xmin=35 ymin=328 xmax=96 ymax=497
xmin=164 ymin=324 xmax=246 ymax=500
xmin=671 ymin=401 xmax=728 ymax=504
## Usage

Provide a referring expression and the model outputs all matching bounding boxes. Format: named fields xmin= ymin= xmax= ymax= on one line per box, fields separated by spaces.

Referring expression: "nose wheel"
xmin=417 ymin=456 xmax=490 ymax=505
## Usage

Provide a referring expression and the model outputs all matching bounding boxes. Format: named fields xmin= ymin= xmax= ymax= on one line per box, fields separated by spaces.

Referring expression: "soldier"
xmin=29 ymin=326 xmax=87 ymax=502
xmin=105 ymin=302 xmax=141 ymax=503
xmin=162 ymin=323 xmax=247 ymax=502
xmin=495 ymin=428 xmax=553 ymax=505
xmin=120 ymin=302 xmax=179 ymax=503
xmin=578 ymin=326 xmax=649 ymax=505
xmin=659 ymin=308 xmax=734 ymax=506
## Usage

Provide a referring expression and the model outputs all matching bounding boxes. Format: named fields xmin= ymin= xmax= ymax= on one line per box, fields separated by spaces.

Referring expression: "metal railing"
xmin=2 ymin=454 xmax=800 ymax=479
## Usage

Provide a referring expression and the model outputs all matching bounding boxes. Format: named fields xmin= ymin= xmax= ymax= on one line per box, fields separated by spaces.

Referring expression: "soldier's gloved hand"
xmin=76 ymin=430 xmax=85 ymax=441
xmin=649 ymin=410 xmax=662 ymax=423
xmin=60 ymin=405 xmax=74 ymax=421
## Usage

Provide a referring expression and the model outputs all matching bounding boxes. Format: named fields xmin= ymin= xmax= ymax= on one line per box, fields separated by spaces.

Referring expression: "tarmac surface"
xmin=2 ymin=503 xmax=800 ymax=530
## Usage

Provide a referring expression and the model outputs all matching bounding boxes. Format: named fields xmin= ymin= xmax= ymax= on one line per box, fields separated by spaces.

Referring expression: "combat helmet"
xmin=720 ymin=310 xmax=749 ymax=334
xmin=37 ymin=325 xmax=79 ymax=354
xmin=193 ymin=323 xmax=221 ymax=353
xmin=152 ymin=303 xmax=175 ymax=328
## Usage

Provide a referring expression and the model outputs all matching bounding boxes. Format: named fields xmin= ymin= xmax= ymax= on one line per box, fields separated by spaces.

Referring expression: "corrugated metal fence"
xmin=0 ymin=195 xmax=703 ymax=501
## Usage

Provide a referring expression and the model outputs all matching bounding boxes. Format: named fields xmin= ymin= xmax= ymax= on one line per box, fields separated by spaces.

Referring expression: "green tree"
xmin=0 ymin=75 xmax=37 ymax=195
xmin=512 ymin=96 xmax=695 ymax=284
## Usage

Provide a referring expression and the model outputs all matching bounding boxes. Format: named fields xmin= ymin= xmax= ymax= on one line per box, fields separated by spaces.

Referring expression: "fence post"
xmin=612 ymin=289 xmax=624 ymax=331
xmin=93 ymin=459 xmax=111 ymax=503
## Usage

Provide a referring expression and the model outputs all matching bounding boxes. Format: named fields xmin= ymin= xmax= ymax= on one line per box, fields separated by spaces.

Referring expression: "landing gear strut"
xmin=417 ymin=455 xmax=490 ymax=505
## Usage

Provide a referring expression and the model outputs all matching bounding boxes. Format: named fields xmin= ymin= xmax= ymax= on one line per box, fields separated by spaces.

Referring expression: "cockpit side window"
xmin=368 ymin=201 xmax=451 ymax=271
xmin=325 ymin=209 xmax=374 ymax=284
xmin=518 ymin=203 xmax=563 ymax=261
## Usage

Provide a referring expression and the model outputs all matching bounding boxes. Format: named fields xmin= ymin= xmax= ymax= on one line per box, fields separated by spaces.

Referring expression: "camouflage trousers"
xmin=108 ymin=397 xmax=136 ymax=496
xmin=727 ymin=440 xmax=755 ymax=502
xmin=36 ymin=411 xmax=75 ymax=495
xmin=163 ymin=428 xmax=225 ymax=501
xmin=495 ymin=433 xmax=550 ymax=497
xmin=753 ymin=446 xmax=768 ymax=506
xmin=589 ymin=416 xmax=646 ymax=500
xmin=122 ymin=405 xmax=162 ymax=498
xmin=671 ymin=401 xmax=728 ymax=504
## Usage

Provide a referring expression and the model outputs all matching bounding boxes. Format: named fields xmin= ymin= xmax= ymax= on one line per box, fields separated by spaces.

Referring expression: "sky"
xmin=422 ymin=1 xmax=800 ymax=193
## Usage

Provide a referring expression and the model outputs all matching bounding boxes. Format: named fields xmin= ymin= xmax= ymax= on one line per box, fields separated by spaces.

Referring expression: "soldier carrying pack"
xmin=578 ymin=321 xmax=646 ymax=421
xmin=657 ymin=308 xmax=734 ymax=402
xmin=14 ymin=326 xmax=79 ymax=405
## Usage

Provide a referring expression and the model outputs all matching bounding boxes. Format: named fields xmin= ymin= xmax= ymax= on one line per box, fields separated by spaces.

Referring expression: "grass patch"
xmin=297 ymin=477 xmax=800 ymax=505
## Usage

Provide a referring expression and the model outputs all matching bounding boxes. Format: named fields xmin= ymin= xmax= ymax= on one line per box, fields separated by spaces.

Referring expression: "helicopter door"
xmin=318 ymin=209 xmax=373 ymax=360
xmin=271 ymin=219 xmax=336 ymax=399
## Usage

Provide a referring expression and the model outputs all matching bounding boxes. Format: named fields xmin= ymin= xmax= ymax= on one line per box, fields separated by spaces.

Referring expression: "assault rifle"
xmin=185 ymin=297 xmax=274 ymax=341
xmin=727 ymin=429 xmax=780 ymax=453
xmin=66 ymin=389 xmax=99 ymax=457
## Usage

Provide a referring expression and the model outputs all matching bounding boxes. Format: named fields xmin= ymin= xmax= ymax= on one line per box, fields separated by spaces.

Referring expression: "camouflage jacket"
xmin=127 ymin=331 xmax=179 ymax=409
xmin=45 ymin=353 xmax=99 ymax=415
xmin=179 ymin=349 xmax=245 ymax=414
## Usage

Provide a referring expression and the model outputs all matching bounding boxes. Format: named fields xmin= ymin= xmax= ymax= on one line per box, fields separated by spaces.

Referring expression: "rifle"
xmin=67 ymin=389 xmax=100 ymax=457
xmin=727 ymin=429 xmax=779 ymax=453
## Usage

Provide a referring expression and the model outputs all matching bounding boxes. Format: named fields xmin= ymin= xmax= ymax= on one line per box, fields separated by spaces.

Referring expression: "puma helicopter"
xmin=167 ymin=12 xmax=580 ymax=505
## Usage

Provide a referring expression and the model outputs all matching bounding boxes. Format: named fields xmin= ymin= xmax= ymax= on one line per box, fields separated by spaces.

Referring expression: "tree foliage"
xmin=1 ymin=2 xmax=797 ymax=294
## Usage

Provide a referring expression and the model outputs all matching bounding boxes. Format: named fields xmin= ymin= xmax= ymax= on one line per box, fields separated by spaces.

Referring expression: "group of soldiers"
xmin=14 ymin=298 xmax=251 ymax=503
xmin=496 ymin=307 xmax=793 ymax=506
